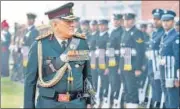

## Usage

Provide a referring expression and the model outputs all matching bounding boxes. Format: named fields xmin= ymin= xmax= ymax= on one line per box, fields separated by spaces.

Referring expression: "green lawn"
xmin=1 ymin=77 xmax=24 ymax=108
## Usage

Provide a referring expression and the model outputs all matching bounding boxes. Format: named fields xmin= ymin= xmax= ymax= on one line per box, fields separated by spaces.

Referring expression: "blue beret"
xmin=80 ymin=20 xmax=90 ymax=25
xmin=152 ymin=8 xmax=164 ymax=19
xmin=161 ymin=10 xmax=176 ymax=21
xmin=90 ymin=20 xmax=98 ymax=25
xmin=98 ymin=19 xmax=109 ymax=25
xmin=123 ymin=13 xmax=136 ymax=20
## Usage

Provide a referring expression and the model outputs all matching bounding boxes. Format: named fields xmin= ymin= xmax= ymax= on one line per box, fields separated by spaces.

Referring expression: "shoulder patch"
xmin=36 ymin=30 xmax=53 ymax=40
xmin=73 ymin=32 xmax=86 ymax=39
xmin=136 ymin=38 xmax=144 ymax=43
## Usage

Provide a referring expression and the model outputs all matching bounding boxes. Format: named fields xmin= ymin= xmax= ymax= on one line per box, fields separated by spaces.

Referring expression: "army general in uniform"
xmin=24 ymin=2 xmax=95 ymax=108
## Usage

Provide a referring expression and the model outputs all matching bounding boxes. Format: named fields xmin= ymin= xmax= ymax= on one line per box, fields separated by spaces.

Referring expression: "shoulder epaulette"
xmin=73 ymin=32 xmax=86 ymax=39
xmin=36 ymin=30 xmax=53 ymax=40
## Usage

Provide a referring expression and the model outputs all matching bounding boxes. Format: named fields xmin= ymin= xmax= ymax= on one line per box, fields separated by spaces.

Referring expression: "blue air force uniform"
xmin=24 ymin=2 xmax=94 ymax=108
xmin=107 ymin=14 xmax=124 ymax=105
xmin=147 ymin=8 xmax=164 ymax=108
xmin=159 ymin=10 xmax=180 ymax=108
xmin=120 ymin=13 xmax=145 ymax=105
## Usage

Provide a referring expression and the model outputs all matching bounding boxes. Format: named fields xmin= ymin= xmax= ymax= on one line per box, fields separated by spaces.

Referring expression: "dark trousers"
xmin=159 ymin=65 xmax=169 ymax=108
xmin=98 ymin=69 xmax=109 ymax=101
xmin=91 ymin=69 xmax=98 ymax=91
xmin=109 ymin=66 xmax=121 ymax=104
xmin=151 ymin=79 xmax=162 ymax=103
xmin=1 ymin=50 xmax=10 ymax=77
xmin=122 ymin=71 xmax=139 ymax=103
xmin=166 ymin=87 xmax=179 ymax=108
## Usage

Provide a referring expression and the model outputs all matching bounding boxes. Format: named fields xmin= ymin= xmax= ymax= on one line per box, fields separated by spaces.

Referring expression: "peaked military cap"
xmin=152 ymin=8 xmax=164 ymax=19
xmin=90 ymin=20 xmax=98 ymax=25
xmin=45 ymin=2 xmax=77 ymax=21
xmin=80 ymin=19 xmax=90 ymax=25
xmin=123 ymin=13 xmax=136 ymax=20
xmin=98 ymin=19 xmax=109 ymax=25
xmin=74 ymin=17 xmax=80 ymax=22
xmin=161 ymin=10 xmax=176 ymax=21
xmin=27 ymin=13 xmax=37 ymax=19
xmin=140 ymin=23 xmax=147 ymax=29
xmin=113 ymin=14 xmax=123 ymax=20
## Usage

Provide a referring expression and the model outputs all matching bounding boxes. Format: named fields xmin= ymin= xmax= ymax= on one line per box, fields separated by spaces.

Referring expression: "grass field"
xmin=1 ymin=77 xmax=24 ymax=108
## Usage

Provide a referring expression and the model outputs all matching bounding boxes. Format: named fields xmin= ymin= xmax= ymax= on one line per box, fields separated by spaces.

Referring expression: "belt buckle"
xmin=58 ymin=93 xmax=70 ymax=102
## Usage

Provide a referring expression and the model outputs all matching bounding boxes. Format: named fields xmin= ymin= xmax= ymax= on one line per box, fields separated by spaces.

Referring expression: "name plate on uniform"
xmin=67 ymin=50 xmax=89 ymax=61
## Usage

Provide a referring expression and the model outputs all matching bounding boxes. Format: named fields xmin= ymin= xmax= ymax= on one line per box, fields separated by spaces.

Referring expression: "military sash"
xmin=90 ymin=51 xmax=96 ymax=69
xmin=151 ymin=50 xmax=161 ymax=79
xmin=162 ymin=56 xmax=175 ymax=88
xmin=98 ymin=49 xmax=106 ymax=70
xmin=121 ymin=47 xmax=132 ymax=71
xmin=21 ymin=46 xmax=30 ymax=67
xmin=106 ymin=48 xmax=116 ymax=67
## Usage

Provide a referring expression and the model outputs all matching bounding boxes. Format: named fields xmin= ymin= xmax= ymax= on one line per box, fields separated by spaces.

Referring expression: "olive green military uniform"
xmin=24 ymin=2 xmax=94 ymax=108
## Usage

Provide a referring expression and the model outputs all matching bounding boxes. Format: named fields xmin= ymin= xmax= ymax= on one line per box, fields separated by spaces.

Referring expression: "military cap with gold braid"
xmin=36 ymin=2 xmax=86 ymax=41
xmin=45 ymin=2 xmax=77 ymax=21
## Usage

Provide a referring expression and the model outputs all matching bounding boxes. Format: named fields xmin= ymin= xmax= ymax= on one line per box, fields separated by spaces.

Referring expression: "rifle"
xmin=93 ymin=75 xmax=101 ymax=108
xmin=112 ymin=83 xmax=124 ymax=108
xmin=146 ymin=85 xmax=152 ymax=108
xmin=138 ymin=77 xmax=149 ymax=104
xmin=101 ymin=84 xmax=111 ymax=108
xmin=160 ymin=92 xmax=165 ymax=108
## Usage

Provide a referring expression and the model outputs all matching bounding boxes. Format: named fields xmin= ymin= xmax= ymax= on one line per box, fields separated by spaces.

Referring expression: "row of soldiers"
xmin=74 ymin=9 xmax=179 ymax=108
xmin=1 ymin=13 xmax=40 ymax=83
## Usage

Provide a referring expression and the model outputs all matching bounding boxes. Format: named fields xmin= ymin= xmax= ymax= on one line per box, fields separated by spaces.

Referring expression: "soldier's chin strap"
xmin=37 ymin=37 xmax=80 ymax=88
